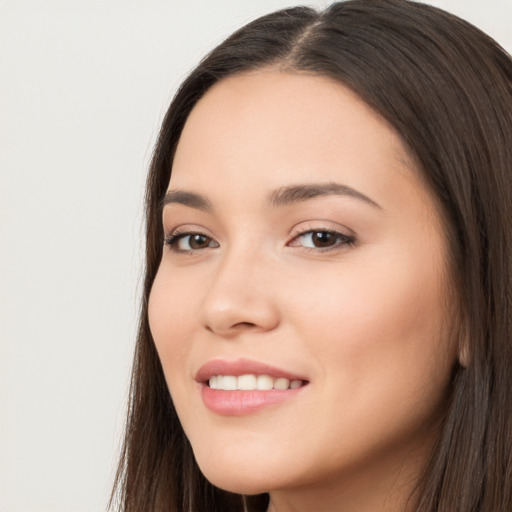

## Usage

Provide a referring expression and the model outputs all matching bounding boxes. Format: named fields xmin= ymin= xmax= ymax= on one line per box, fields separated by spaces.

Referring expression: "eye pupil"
xmin=312 ymin=231 xmax=336 ymax=247
xmin=189 ymin=234 xmax=210 ymax=249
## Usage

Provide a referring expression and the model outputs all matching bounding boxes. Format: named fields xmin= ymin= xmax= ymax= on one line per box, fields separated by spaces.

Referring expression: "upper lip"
xmin=195 ymin=358 xmax=308 ymax=383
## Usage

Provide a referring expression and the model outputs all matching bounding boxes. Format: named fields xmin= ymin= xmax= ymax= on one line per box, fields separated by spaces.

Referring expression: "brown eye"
xmin=165 ymin=232 xmax=219 ymax=252
xmin=310 ymin=231 xmax=338 ymax=247
xmin=291 ymin=230 xmax=355 ymax=250
xmin=187 ymin=234 xmax=211 ymax=250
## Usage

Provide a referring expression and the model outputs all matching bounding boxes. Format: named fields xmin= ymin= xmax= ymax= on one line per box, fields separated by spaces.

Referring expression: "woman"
xmin=111 ymin=1 xmax=512 ymax=511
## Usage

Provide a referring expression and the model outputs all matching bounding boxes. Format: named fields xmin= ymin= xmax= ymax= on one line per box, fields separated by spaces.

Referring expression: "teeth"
xmin=209 ymin=375 xmax=219 ymax=389
xmin=257 ymin=375 xmax=273 ymax=390
xmin=220 ymin=375 xmax=237 ymax=390
xmin=208 ymin=374 xmax=303 ymax=391
xmin=273 ymin=378 xmax=290 ymax=390
xmin=290 ymin=379 xmax=302 ymax=389
xmin=237 ymin=374 xmax=257 ymax=390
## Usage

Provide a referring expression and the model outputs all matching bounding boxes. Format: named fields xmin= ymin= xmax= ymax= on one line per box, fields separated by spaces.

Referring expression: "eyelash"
xmin=164 ymin=231 xmax=219 ymax=254
xmin=164 ymin=228 xmax=355 ymax=254
xmin=289 ymin=228 xmax=356 ymax=252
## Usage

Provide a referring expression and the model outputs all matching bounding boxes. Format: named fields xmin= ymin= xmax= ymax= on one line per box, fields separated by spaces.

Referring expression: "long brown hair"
xmin=111 ymin=1 xmax=512 ymax=510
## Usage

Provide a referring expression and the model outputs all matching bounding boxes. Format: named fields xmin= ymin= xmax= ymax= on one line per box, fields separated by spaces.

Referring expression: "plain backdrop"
xmin=0 ymin=1 xmax=510 ymax=511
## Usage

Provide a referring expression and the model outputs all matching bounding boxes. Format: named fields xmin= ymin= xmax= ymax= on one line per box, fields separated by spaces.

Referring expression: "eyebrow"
xmin=161 ymin=190 xmax=213 ymax=211
xmin=161 ymin=182 xmax=381 ymax=212
xmin=267 ymin=182 xmax=381 ymax=209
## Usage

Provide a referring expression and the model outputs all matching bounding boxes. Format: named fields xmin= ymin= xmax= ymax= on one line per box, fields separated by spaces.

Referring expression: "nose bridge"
xmin=200 ymin=239 xmax=279 ymax=335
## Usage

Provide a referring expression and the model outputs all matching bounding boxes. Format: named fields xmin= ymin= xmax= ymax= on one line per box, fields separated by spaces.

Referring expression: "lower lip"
xmin=201 ymin=384 xmax=305 ymax=416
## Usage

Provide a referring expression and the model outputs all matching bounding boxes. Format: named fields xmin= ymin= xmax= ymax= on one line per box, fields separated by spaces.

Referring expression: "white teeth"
xmin=290 ymin=380 xmax=302 ymax=389
xmin=222 ymin=375 xmax=238 ymax=390
xmin=273 ymin=378 xmax=290 ymax=390
xmin=257 ymin=375 xmax=274 ymax=390
xmin=237 ymin=374 xmax=257 ymax=390
xmin=208 ymin=374 xmax=303 ymax=391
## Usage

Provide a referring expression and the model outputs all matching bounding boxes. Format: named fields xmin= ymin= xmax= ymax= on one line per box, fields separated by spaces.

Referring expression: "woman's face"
xmin=149 ymin=70 xmax=459 ymax=505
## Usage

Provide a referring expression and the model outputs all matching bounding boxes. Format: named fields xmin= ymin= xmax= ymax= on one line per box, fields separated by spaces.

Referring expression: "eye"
xmin=164 ymin=232 xmax=219 ymax=252
xmin=289 ymin=229 xmax=355 ymax=250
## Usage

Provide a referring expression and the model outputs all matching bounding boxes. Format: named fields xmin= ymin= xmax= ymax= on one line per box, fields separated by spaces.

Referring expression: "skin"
xmin=148 ymin=70 xmax=460 ymax=512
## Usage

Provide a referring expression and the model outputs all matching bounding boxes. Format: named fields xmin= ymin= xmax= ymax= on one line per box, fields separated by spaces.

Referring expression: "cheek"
xmin=294 ymin=256 xmax=444 ymax=341
xmin=289 ymin=245 xmax=456 ymax=410
xmin=148 ymin=265 xmax=199 ymax=387
xmin=276 ymin=251 xmax=456 ymax=474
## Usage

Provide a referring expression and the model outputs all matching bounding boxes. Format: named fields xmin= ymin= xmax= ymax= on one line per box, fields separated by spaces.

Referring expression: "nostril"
xmin=233 ymin=322 xmax=257 ymax=329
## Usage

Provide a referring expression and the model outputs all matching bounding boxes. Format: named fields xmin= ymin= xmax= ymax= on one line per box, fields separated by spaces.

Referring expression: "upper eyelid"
xmin=289 ymin=221 xmax=354 ymax=238
xmin=164 ymin=225 xmax=354 ymax=237
xmin=164 ymin=224 xmax=215 ymax=237
xmin=292 ymin=228 xmax=348 ymax=238
xmin=163 ymin=222 xmax=356 ymax=244
xmin=164 ymin=229 xmax=217 ymax=242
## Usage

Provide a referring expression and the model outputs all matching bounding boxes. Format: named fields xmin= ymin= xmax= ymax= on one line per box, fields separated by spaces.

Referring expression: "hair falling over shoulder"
xmin=110 ymin=1 xmax=512 ymax=511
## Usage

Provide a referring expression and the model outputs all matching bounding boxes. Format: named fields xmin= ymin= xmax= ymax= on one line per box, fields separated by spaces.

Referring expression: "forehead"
xmin=170 ymin=69 xmax=424 ymax=214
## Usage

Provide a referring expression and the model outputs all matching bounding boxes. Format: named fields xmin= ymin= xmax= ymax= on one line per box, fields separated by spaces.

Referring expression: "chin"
xmin=191 ymin=444 xmax=291 ymax=495
xmin=198 ymin=462 xmax=273 ymax=495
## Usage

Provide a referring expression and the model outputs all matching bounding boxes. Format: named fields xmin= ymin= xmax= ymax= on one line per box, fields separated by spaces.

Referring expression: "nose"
xmin=200 ymin=248 xmax=280 ymax=337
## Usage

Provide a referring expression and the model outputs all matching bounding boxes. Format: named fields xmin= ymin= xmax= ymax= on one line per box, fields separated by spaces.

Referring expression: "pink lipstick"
xmin=196 ymin=358 xmax=308 ymax=416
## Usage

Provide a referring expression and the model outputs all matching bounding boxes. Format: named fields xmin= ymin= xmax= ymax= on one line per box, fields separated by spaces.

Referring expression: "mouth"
xmin=196 ymin=358 xmax=309 ymax=416
xmin=208 ymin=374 xmax=304 ymax=391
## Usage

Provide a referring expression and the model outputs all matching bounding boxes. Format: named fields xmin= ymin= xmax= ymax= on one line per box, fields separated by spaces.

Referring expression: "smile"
xmin=209 ymin=374 xmax=303 ymax=390
xmin=197 ymin=359 xmax=309 ymax=415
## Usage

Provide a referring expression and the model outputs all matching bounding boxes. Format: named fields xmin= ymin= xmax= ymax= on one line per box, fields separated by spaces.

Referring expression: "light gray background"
xmin=1 ymin=1 xmax=510 ymax=511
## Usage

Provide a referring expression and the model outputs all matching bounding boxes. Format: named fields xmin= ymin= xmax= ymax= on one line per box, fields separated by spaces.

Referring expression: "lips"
xmin=196 ymin=358 xmax=309 ymax=416
xmin=196 ymin=358 xmax=307 ymax=382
